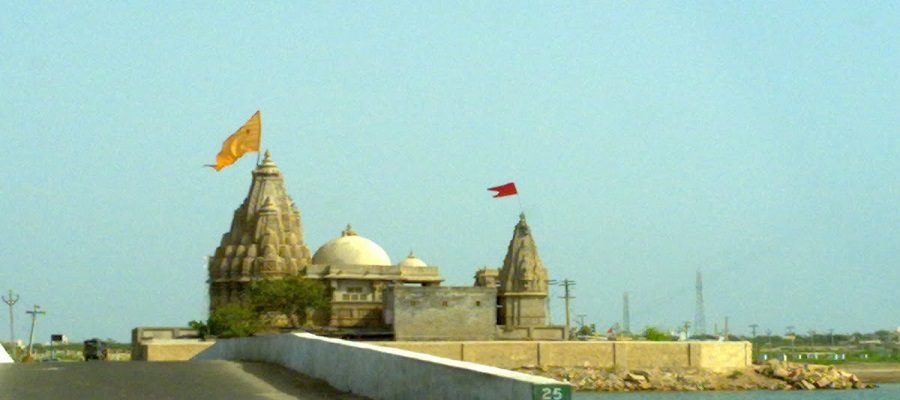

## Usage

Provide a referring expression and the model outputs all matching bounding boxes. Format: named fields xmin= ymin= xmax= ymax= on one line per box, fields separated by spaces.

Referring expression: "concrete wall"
xmin=139 ymin=340 xmax=215 ymax=361
xmin=375 ymin=340 xmax=752 ymax=371
xmin=193 ymin=333 xmax=571 ymax=400
xmin=387 ymin=286 xmax=497 ymax=341
xmin=131 ymin=327 xmax=200 ymax=360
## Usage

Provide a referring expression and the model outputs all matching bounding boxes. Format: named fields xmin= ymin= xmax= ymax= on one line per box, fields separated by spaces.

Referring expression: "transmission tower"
xmin=622 ymin=291 xmax=631 ymax=334
xmin=693 ymin=270 xmax=707 ymax=336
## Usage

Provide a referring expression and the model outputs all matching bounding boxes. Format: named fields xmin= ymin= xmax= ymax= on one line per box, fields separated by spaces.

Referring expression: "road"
xmin=0 ymin=360 xmax=368 ymax=400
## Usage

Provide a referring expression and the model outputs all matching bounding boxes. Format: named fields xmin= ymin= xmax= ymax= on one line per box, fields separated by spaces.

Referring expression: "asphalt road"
xmin=0 ymin=360 xmax=368 ymax=400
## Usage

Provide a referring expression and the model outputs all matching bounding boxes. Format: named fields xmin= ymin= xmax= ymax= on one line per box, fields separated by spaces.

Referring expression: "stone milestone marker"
xmin=208 ymin=151 xmax=312 ymax=311
xmin=497 ymin=213 xmax=550 ymax=327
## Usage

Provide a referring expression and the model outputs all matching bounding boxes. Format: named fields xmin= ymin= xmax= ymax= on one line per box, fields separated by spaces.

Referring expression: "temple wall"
xmin=387 ymin=287 xmax=496 ymax=341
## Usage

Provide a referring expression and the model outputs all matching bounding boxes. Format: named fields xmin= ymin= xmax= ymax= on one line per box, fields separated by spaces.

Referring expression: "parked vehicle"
xmin=83 ymin=339 xmax=107 ymax=361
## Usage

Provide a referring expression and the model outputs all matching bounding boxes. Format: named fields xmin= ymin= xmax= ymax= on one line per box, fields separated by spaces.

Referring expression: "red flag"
xmin=488 ymin=182 xmax=518 ymax=198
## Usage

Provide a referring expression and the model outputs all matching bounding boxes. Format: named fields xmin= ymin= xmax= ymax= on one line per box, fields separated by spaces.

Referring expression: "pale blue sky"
xmin=1 ymin=2 xmax=897 ymax=342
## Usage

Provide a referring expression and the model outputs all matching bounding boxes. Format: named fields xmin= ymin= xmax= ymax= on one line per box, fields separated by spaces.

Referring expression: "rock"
xmin=798 ymin=380 xmax=816 ymax=390
xmin=624 ymin=373 xmax=648 ymax=383
xmin=815 ymin=377 xmax=832 ymax=388
xmin=630 ymin=369 xmax=652 ymax=379
xmin=772 ymin=366 xmax=791 ymax=379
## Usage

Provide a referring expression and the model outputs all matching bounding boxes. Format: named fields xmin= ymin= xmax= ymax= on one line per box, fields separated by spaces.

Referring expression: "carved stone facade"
xmin=495 ymin=213 xmax=549 ymax=327
xmin=208 ymin=151 xmax=312 ymax=311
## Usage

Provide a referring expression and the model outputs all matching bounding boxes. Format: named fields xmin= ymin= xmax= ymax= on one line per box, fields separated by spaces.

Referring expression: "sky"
xmin=1 ymin=2 xmax=897 ymax=342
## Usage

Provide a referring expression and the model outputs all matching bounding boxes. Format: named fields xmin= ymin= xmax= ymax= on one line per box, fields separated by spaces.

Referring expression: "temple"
xmin=208 ymin=151 xmax=563 ymax=339
xmin=477 ymin=213 xmax=550 ymax=327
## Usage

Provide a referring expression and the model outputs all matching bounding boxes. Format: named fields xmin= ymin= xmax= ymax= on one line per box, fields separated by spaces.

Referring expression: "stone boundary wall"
xmin=193 ymin=333 xmax=572 ymax=400
xmin=374 ymin=341 xmax=752 ymax=372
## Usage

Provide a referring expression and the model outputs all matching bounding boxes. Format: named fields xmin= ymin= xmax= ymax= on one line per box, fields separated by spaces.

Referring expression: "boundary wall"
xmin=375 ymin=341 xmax=752 ymax=372
xmin=193 ymin=332 xmax=571 ymax=400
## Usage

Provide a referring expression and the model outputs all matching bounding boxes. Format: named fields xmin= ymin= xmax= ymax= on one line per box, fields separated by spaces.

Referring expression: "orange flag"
xmin=208 ymin=111 xmax=261 ymax=171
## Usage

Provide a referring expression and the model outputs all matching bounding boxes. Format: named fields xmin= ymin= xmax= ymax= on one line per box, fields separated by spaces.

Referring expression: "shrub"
xmin=208 ymin=303 xmax=262 ymax=338
xmin=249 ymin=275 xmax=330 ymax=328
xmin=642 ymin=326 xmax=672 ymax=341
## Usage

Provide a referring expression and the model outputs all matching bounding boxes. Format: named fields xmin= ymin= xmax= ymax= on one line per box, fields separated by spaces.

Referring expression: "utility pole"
xmin=749 ymin=324 xmax=759 ymax=361
xmin=557 ymin=279 xmax=576 ymax=340
xmin=25 ymin=305 xmax=45 ymax=359
xmin=2 ymin=290 xmax=19 ymax=359
xmin=622 ymin=291 xmax=631 ymax=334
xmin=724 ymin=316 xmax=729 ymax=339
xmin=576 ymin=314 xmax=587 ymax=329
xmin=828 ymin=329 xmax=834 ymax=347
xmin=809 ymin=330 xmax=816 ymax=348
xmin=546 ymin=279 xmax=558 ymax=325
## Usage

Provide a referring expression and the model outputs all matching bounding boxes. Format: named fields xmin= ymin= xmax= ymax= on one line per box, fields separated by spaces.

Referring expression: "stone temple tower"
xmin=207 ymin=151 xmax=312 ymax=312
xmin=497 ymin=213 xmax=549 ymax=327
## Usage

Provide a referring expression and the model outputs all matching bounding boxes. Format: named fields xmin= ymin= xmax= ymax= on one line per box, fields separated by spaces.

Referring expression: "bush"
xmin=208 ymin=303 xmax=262 ymax=338
xmin=249 ymin=275 xmax=330 ymax=328
xmin=642 ymin=326 xmax=672 ymax=341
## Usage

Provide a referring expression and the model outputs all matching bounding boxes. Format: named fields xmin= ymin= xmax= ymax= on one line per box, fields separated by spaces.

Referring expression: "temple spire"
xmin=497 ymin=214 xmax=549 ymax=326
xmin=208 ymin=151 xmax=311 ymax=312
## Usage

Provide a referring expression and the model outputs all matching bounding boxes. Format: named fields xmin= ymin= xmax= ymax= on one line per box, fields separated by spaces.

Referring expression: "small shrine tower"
xmin=496 ymin=213 xmax=549 ymax=327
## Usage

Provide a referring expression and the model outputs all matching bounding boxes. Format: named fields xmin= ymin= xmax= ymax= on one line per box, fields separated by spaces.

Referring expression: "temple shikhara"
xmin=208 ymin=151 xmax=564 ymax=340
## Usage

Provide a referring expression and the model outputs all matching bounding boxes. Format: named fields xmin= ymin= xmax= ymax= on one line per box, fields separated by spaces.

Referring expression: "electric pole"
xmin=622 ymin=291 xmax=631 ymax=334
xmin=749 ymin=324 xmax=759 ymax=361
xmin=2 ymin=290 xmax=19 ymax=359
xmin=576 ymin=314 xmax=587 ymax=330
xmin=557 ymin=279 xmax=576 ymax=339
xmin=546 ymin=279 xmax=558 ymax=325
xmin=25 ymin=305 xmax=45 ymax=359
xmin=828 ymin=328 xmax=834 ymax=347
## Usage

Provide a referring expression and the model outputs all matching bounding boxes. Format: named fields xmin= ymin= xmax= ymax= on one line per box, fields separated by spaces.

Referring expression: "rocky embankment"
xmin=516 ymin=360 xmax=875 ymax=392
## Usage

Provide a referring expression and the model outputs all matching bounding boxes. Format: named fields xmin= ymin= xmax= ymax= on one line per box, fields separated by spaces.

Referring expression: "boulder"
xmin=814 ymin=377 xmax=832 ymax=388
xmin=624 ymin=373 xmax=648 ymax=383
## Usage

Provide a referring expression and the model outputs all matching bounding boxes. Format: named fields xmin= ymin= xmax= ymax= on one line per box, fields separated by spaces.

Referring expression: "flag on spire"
xmin=488 ymin=182 xmax=518 ymax=198
xmin=207 ymin=111 xmax=261 ymax=171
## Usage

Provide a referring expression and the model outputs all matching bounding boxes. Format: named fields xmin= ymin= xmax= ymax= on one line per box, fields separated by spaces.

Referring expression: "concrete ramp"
xmin=193 ymin=333 xmax=571 ymax=400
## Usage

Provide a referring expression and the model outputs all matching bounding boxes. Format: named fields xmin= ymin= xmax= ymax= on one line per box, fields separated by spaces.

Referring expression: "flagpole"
xmin=517 ymin=194 xmax=524 ymax=215
xmin=256 ymin=110 xmax=262 ymax=166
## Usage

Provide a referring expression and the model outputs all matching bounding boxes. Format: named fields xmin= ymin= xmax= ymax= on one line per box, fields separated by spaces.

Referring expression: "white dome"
xmin=312 ymin=225 xmax=392 ymax=266
xmin=398 ymin=251 xmax=427 ymax=268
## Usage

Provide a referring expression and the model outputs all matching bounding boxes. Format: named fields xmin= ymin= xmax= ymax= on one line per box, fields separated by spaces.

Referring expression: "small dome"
xmin=398 ymin=251 xmax=427 ymax=267
xmin=312 ymin=225 xmax=392 ymax=266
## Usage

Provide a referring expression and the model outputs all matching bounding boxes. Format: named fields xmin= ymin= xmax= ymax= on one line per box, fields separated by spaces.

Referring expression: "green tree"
xmin=249 ymin=275 xmax=330 ymax=328
xmin=642 ymin=326 xmax=672 ymax=341
xmin=208 ymin=303 xmax=262 ymax=338
xmin=189 ymin=320 xmax=210 ymax=340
